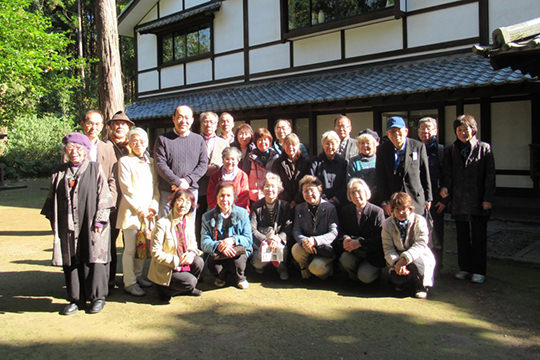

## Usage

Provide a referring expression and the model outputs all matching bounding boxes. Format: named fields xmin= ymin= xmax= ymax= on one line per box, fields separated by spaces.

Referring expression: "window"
xmin=160 ymin=24 xmax=211 ymax=65
xmin=286 ymin=0 xmax=396 ymax=33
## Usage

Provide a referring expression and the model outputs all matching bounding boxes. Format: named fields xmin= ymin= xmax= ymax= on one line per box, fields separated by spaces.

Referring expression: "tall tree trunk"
xmin=77 ymin=0 xmax=85 ymax=87
xmin=95 ymin=0 xmax=124 ymax=131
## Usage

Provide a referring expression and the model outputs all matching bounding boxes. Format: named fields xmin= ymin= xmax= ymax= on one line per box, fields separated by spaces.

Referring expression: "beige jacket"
xmin=116 ymin=155 xmax=159 ymax=230
xmin=148 ymin=214 xmax=202 ymax=286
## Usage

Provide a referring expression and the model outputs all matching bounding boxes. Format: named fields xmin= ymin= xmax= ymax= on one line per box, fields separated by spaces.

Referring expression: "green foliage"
xmin=0 ymin=0 xmax=81 ymax=128
xmin=0 ymin=114 xmax=77 ymax=178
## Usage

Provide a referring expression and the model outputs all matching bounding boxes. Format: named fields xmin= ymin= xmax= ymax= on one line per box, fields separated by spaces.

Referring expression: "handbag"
xmin=135 ymin=218 xmax=154 ymax=259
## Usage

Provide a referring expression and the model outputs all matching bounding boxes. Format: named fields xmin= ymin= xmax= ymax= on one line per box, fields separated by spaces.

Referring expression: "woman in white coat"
xmin=116 ymin=128 xmax=159 ymax=296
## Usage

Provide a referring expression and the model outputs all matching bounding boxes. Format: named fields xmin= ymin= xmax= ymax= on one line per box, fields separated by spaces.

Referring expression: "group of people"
xmin=41 ymin=105 xmax=495 ymax=315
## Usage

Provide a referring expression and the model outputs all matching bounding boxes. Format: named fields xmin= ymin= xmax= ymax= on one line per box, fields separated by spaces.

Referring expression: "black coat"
xmin=271 ymin=152 xmax=310 ymax=205
xmin=250 ymin=199 xmax=292 ymax=249
xmin=338 ymin=202 xmax=386 ymax=267
xmin=310 ymin=152 xmax=347 ymax=208
xmin=375 ymin=137 xmax=432 ymax=214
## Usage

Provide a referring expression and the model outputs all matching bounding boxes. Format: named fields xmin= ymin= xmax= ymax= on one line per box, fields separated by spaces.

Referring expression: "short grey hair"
xmin=128 ymin=127 xmax=148 ymax=147
xmin=200 ymin=112 xmax=218 ymax=123
xmin=347 ymin=178 xmax=371 ymax=202
xmin=418 ymin=117 xmax=438 ymax=128
xmin=321 ymin=130 xmax=340 ymax=144
xmin=261 ymin=172 xmax=284 ymax=193
xmin=221 ymin=146 xmax=242 ymax=162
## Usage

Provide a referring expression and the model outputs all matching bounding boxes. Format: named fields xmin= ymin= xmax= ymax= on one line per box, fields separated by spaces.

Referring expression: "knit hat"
xmin=358 ymin=128 xmax=380 ymax=143
xmin=62 ymin=132 xmax=91 ymax=152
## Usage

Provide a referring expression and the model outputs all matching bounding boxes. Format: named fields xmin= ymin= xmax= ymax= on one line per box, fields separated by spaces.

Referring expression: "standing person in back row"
xmin=334 ymin=115 xmax=358 ymax=162
xmin=154 ymin=105 xmax=208 ymax=217
xmin=375 ymin=116 xmax=432 ymax=217
xmin=440 ymin=114 xmax=495 ymax=284
xmin=218 ymin=112 xmax=235 ymax=145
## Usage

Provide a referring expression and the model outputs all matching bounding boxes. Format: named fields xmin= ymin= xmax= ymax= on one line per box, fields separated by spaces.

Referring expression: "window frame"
xmin=158 ymin=21 xmax=213 ymax=67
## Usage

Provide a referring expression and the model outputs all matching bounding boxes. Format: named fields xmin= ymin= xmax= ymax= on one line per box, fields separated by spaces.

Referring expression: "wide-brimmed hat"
xmin=109 ymin=110 xmax=135 ymax=126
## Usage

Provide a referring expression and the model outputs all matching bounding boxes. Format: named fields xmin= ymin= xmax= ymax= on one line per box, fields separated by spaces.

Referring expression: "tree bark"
xmin=95 ymin=0 xmax=124 ymax=130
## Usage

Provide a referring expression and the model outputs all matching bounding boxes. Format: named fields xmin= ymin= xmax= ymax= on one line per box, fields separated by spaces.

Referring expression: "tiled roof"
xmin=126 ymin=53 xmax=536 ymax=121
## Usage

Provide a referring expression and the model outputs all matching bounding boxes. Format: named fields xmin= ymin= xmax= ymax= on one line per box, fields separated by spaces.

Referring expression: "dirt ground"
xmin=1 ymin=179 xmax=539 ymax=360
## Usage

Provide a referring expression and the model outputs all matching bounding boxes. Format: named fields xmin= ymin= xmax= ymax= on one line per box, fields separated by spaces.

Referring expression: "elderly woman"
xmin=207 ymin=146 xmax=250 ymax=211
xmin=382 ymin=192 xmax=436 ymax=299
xmin=347 ymin=129 xmax=379 ymax=195
xmin=292 ymin=175 xmax=339 ymax=280
xmin=41 ymin=132 xmax=115 ymax=315
xmin=201 ymin=182 xmax=253 ymax=289
xmin=250 ymin=173 xmax=293 ymax=280
xmin=271 ymin=133 xmax=311 ymax=209
xmin=272 ymin=119 xmax=310 ymax=158
xmin=247 ymin=128 xmax=279 ymax=202
xmin=338 ymin=178 xmax=385 ymax=284
xmin=148 ymin=189 xmax=204 ymax=301
xmin=310 ymin=130 xmax=347 ymax=209
xmin=116 ymin=128 xmax=159 ymax=296
xmin=231 ymin=123 xmax=256 ymax=174
xmin=440 ymin=114 xmax=495 ymax=284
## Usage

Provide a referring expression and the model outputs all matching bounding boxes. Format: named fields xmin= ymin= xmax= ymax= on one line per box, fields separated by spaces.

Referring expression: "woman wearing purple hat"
xmin=42 ymin=132 xmax=115 ymax=315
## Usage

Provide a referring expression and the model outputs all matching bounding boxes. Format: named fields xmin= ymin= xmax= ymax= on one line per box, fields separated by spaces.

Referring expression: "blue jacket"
xmin=201 ymin=205 xmax=253 ymax=256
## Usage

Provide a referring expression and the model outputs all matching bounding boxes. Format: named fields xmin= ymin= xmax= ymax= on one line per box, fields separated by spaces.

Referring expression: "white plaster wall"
xmin=248 ymin=0 xmax=281 ymax=46
xmin=491 ymin=101 xmax=531 ymax=171
xmin=345 ymin=20 xmax=403 ymax=58
xmin=160 ymin=64 xmax=184 ymax=88
xmin=496 ymin=175 xmax=532 ymax=189
xmin=140 ymin=5 xmax=158 ymax=24
xmin=138 ymin=71 xmax=159 ymax=92
xmin=489 ymin=0 xmax=540 ymax=36
xmin=214 ymin=0 xmax=244 ymax=53
xmin=293 ymin=32 xmax=341 ymax=67
xmin=186 ymin=59 xmax=213 ymax=84
xmin=215 ymin=52 xmax=244 ymax=79
xmin=159 ymin=0 xmax=183 ymax=17
xmin=185 ymin=0 xmax=209 ymax=9
xmin=137 ymin=33 xmax=158 ymax=70
xmin=249 ymin=43 xmax=290 ymax=74
xmin=407 ymin=0 xmax=456 ymax=12
xmin=407 ymin=3 xmax=479 ymax=48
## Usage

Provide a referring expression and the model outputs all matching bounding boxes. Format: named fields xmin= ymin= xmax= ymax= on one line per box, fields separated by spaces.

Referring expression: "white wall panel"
xmin=345 ymin=20 xmax=402 ymax=58
xmin=186 ymin=59 xmax=212 ymax=84
xmin=214 ymin=0 xmax=244 ymax=53
xmin=489 ymin=0 xmax=540 ymax=37
xmin=249 ymin=43 xmax=290 ymax=74
xmin=137 ymin=34 xmax=158 ymax=70
xmin=491 ymin=101 xmax=531 ymax=170
xmin=408 ymin=3 xmax=478 ymax=48
xmin=159 ymin=0 xmax=183 ymax=17
xmin=248 ymin=0 xmax=281 ymax=46
xmin=215 ymin=52 xmax=244 ymax=79
xmin=293 ymin=32 xmax=341 ymax=67
xmin=138 ymin=71 xmax=159 ymax=92
xmin=185 ymin=0 xmax=209 ymax=9
xmin=407 ymin=0 xmax=456 ymax=12
xmin=139 ymin=5 xmax=158 ymax=24
xmin=160 ymin=64 xmax=184 ymax=88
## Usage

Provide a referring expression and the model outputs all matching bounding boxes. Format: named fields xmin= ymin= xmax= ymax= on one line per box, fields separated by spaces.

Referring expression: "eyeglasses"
xmin=65 ymin=144 xmax=86 ymax=153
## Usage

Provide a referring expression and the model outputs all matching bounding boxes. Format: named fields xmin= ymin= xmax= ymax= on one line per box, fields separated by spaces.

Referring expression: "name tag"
xmin=412 ymin=151 xmax=418 ymax=161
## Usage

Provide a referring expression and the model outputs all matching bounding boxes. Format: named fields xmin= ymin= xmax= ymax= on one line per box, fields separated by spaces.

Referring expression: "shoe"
xmin=137 ymin=276 xmax=153 ymax=288
xmin=237 ymin=280 xmax=249 ymax=289
xmin=157 ymin=287 xmax=172 ymax=303
xmin=471 ymin=273 xmax=485 ymax=284
xmin=278 ymin=269 xmax=289 ymax=281
xmin=214 ymin=278 xmax=226 ymax=288
xmin=188 ymin=288 xmax=203 ymax=296
xmin=415 ymin=290 xmax=428 ymax=299
xmin=89 ymin=299 xmax=105 ymax=314
xmin=124 ymin=283 xmax=146 ymax=296
xmin=455 ymin=270 xmax=471 ymax=280
xmin=61 ymin=302 xmax=79 ymax=316
xmin=300 ymin=269 xmax=311 ymax=280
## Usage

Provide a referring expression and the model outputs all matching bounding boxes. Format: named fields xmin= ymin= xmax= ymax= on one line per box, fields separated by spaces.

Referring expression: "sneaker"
xmin=471 ymin=273 xmax=485 ymax=284
xmin=455 ymin=270 xmax=471 ymax=280
xmin=237 ymin=280 xmax=249 ymax=289
xmin=415 ymin=290 xmax=428 ymax=299
xmin=137 ymin=277 xmax=153 ymax=288
xmin=188 ymin=288 xmax=203 ymax=296
xmin=124 ymin=283 xmax=146 ymax=296
xmin=300 ymin=269 xmax=311 ymax=279
xmin=214 ymin=278 xmax=226 ymax=288
xmin=278 ymin=269 xmax=289 ymax=281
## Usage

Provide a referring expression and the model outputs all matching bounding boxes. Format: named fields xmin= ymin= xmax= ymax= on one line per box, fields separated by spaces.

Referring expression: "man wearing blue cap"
xmin=375 ymin=116 xmax=432 ymax=216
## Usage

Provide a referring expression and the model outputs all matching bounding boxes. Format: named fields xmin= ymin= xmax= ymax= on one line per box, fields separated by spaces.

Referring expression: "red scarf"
xmin=175 ymin=219 xmax=190 ymax=272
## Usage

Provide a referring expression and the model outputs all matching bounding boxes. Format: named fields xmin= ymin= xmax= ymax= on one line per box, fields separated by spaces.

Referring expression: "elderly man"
xmin=106 ymin=110 xmax=135 ymax=288
xmin=334 ymin=115 xmax=359 ymax=162
xmin=375 ymin=116 xmax=432 ymax=216
xmin=154 ymin=105 xmax=208 ymax=217
xmin=196 ymin=111 xmax=229 ymax=242
xmin=418 ymin=117 xmax=447 ymax=271
xmin=218 ymin=112 xmax=235 ymax=144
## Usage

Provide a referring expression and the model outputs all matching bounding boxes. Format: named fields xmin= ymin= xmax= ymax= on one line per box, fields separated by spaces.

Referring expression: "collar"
xmin=203 ymin=134 xmax=216 ymax=140
xmin=174 ymin=128 xmax=191 ymax=137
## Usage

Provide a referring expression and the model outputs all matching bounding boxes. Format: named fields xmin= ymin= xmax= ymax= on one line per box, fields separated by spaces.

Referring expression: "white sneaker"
xmin=237 ymin=280 xmax=249 ymax=289
xmin=124 ymin=283 xmax=145 ymax=296
xmin=415 ymin=290 xmax=428 ymax=299
xmin=455 ymin=271 xmax=471 ymax=280
xmin=214 ymin=278 xmax=226 ymax=288
xmin=471 ymin=274 xmax=485 ymax=284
